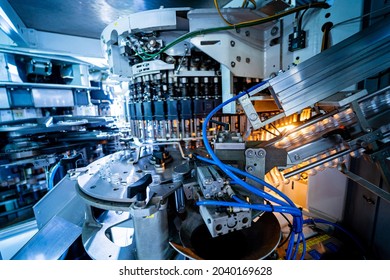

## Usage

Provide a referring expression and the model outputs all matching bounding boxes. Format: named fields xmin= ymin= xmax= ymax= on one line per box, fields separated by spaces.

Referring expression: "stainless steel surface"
xmin=11 ymin=216 xmax=82 ymax=260
xmin=188 ymin=8 xmax=280 ymax=78
xmin=0 ymin=88 xmax=10 ymax=108
xmin=32 ymin=88 xmax=74 ymax=108
xmin=221 ymin=64 xmax=235 ymax=114
xmin=197 ymin=165 xmax=224 ymax=198
xmin=268 ymin=16 xmax=390 ymax=117
xmin=33 ymin=177 xmax=85 ymax=229
xmin=132 ymin=201 xmax=171 ymax=260
xmin=283 ymin=149 xmax=352 ymax=179
xmin=199 ymin=199 xmax=252 ymax=238
xmin=318 ymin=90 xmax=368 ymax=107
xmin=286 ymin=137 xmax=345 ymax=164
xmin=245 ymin=148 xmax=266 ymax=204
xmin=0 ymin=81 xmax=100 ymax=90
xmin=82 ymin=209 xmax=136 ymax=260
xmin=77 ymin=150 xmax=187 ymax=204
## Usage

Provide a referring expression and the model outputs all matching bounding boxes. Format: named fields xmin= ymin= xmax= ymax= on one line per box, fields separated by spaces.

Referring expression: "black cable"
xmin=278 ymin=212 xmax=293 ymax=248
xmin=298 ymin=9 xmax=308 ymax=32
xmin=263 ymin=198 xmax=294 ymax=249
xmin=321 ymin=22 xmax=333 ymax=51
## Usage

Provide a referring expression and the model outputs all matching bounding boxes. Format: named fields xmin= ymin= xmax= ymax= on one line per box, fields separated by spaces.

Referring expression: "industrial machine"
xmin=3 ymin=0 xmax=390 ymax=260
xmin=0 ymin=49 xmax=121 ymax=231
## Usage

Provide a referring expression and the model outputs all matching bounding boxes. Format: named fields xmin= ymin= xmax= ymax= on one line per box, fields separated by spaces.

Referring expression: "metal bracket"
xmin=351 ymin=100 xmax=372 ymax=133
xmin=348 ymin=129 xmax=383 ymax=150
xmin=133 ymin=138 xmax=189 ymax=163
xmin=245 ymin=148 xmax=266 ymax=204
xmin=339 ymin=163 xmax=390 ymax=203
xmin=238 ymin=81 xmax=286 ymax=130
xmin=367 ymin=146 xmax=390 ymax=188
xmin=239 ymin=94 xmax=263 ymax=130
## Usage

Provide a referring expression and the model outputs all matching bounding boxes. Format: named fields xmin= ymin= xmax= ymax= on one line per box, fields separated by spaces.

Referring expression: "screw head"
xmin=246 ymin=149 xmax=254 ymax=158
xmin=246 ymin=166 xmax=254 ymax=172
xmin=257 ymin=149 xmax=265 ymax=158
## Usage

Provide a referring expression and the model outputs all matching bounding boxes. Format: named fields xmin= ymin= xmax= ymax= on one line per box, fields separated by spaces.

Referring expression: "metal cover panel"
xmin=317 ymin=90 xmax=368 ymax=107
xmin=129 ymin=9 xmax=179 ymax=31
xmin=33 ymin=177 xmax=84 ymax=229
xmin=269 ymin=17 xmax=390 ymax=116
xmin=0 ymin=53 xmax=9 ymax=81
xmin=32 ymin=88 xmax=74 ymax=107
xmin=0 ymin=88 xmax=10 ymax=108
xmin=9 ymin=88 xmax=34 ymax=107
xmin=11 ymin=216 xmax=82 ymax=260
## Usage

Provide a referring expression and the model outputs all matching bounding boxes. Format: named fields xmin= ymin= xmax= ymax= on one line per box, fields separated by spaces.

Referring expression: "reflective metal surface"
xmin=11 ymin=216 xmax=82 ymax=260
xmin=269 ymin=16 xmax=390 ymax=117
xmin=175 ymin=211 xmax=281 ymax=260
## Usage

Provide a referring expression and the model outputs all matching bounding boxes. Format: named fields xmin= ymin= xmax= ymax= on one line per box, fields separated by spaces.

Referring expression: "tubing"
xmin=199 ymin=80 xmax=305 ymax=259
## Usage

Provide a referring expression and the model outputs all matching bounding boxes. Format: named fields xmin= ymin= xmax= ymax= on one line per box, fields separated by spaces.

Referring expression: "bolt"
xmin=246 ymin=58 xmax=250 ymax=63
xmin=249 ymin=113 xmax=258 ymax=121
xmin=204 ymin=179 xmax=212 ymax=185
xmin=231 ymin=61 xmax=236 ymax=67
xmin=245 ymin=30 xmax=250 ymax=37
xmin=230 ymin=40 xmax=235 ymax=47
xmin=271 ymin=26 xmax=279 ymax=36
xmin=246 ymin=149 xmax=255 ymax=158
xmin=246 ymin=166 xmax=254 ymax=172
xmin=257 ymin=149 xmax=265 ymax=158
xmin=236 ymin=56 xmax=241 ymax=62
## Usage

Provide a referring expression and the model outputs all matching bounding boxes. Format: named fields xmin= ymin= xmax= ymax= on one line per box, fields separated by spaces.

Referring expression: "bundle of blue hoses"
xmin=196 ymin=80 xmax=306 ymax=260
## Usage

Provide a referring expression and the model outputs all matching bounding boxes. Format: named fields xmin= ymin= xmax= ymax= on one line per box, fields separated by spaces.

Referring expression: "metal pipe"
xmin=283 ymin=149 xmax=351 ymax=178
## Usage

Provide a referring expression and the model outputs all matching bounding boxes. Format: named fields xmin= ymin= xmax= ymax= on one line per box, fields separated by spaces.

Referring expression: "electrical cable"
xmin=136 ymin=2 xmax=330 ymax=60
xmin=298 ymin=9 xmax=308 ymax=31
xmin=278 ymin=212 xmax=293 ymax=248
xmin=241 ymin=0 xmax=256 ymax=9
xmin=214 ymin=1 xmax=329 ymax=27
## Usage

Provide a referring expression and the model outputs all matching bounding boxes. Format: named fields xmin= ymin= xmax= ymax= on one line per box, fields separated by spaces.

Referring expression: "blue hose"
xmin=48 ymin=162 xmax=61 ymax=190
xmin=201 ymin=82 xmax=270 ymax=202
xmin=199 ymin=80 xmax=304 ymax=259
xmin=232 ymin=195 xmax=248 ymax=204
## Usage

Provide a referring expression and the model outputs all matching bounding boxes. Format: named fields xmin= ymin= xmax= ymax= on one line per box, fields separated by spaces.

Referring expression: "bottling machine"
xmin=3 ymin=0 xmax=390 ymax=260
